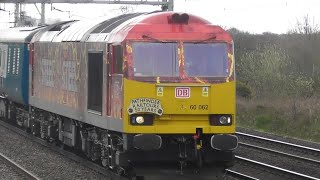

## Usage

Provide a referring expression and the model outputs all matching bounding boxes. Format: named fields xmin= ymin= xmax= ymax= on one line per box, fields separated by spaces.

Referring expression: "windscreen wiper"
xmin=193 ymin=35 xmax=217 ymax=44
xmin=142 ymin=34 xmax=165 ymax=43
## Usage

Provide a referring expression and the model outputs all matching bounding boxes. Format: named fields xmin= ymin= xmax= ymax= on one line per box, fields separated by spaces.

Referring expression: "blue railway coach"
xmin=0 ymin=27 xmax=43 ymax=105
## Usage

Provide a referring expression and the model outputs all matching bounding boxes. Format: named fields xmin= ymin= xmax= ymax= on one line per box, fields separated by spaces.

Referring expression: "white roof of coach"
xmin=0 ymin=26 xmax=44 ymax=43
xmin=52 ymin=19 xmax=107 ymax=42
xmin=36 ymin=13 xmax=146 ymax=43
xmin=86 ymin=33 xmax=110 ymax=42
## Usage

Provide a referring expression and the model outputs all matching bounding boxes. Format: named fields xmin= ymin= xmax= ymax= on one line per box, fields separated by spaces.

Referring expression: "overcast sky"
xmin=1 ymin=0 xmax=320 ymax=34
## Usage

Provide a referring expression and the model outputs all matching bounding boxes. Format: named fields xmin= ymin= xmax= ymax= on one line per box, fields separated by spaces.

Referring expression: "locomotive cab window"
xmin=184 ymin=43 xmax=228 ymax=77
xmin=132 ymin=42 xmax=178 ymax=77
xmin=87 ymin=52 xmax=103 ymax=114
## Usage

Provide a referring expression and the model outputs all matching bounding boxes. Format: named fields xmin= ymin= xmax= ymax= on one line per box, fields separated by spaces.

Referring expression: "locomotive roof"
xmin=32 ymin=13 xmax=143 ymax=43
xmin=0 ymin=26 xmax=45 ymax=43
xmin=31 ymin=11 xmax=227 ymax=43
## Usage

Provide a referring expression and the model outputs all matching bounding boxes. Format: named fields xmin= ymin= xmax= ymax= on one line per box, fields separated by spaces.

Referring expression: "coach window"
xmin=0 ymin=45 xmax=6 ymax=71
xmin=7 ymin=48 xmax=11 ymax=74
xmin=112 ymin=45 xmax=122 ymax=74
xmin=87 ymin=52 xmax=103 ymax=114
xmin=16 ymin=48 xmax=20 ymax=75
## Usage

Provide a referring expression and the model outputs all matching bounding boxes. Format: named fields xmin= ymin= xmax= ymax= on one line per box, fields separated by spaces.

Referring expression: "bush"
xmin=236 ymin=44 xmax=292 ymax=98
xmin=237 ymin=81 xmax=252 ymax=98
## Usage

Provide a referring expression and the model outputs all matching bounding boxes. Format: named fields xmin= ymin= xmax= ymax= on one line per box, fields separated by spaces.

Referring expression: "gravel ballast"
xmin=0 ymin=122 xmax=109 ymax=180
xmin=0 ymin=157 xmax=28 ymax=180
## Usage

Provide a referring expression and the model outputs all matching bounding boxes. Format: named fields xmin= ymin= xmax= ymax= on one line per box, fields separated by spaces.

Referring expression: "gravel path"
xmin=0 ymin=123 xmax=109 ymax=180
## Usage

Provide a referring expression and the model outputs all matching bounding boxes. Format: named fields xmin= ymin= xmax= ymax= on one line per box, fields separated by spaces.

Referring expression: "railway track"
xmin=236 ymin=132 xmax=320 ymax=163
xmin=1 ymin=120 xmax=233 ymax=180
xmin=234 ymin=131 xmax=320 ymax=179
xmin=238 ymin=141 xmax=320 ymax=165
xmin=0 ymin=152 xmax=39 ymax=180
xmin=235 ymin=156 xmax=320 ymax=180
xmin=0 ymin=120 xmax=121 ymax=180
xmin=225 ymin=169 xmax=259 ymax=180
xmin=3 ymin=119 xmax=319 ymax=180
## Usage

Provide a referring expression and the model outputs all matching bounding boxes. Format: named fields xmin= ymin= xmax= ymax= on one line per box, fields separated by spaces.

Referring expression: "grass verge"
xmin=237 ymin=97 xmax=320 ymax=143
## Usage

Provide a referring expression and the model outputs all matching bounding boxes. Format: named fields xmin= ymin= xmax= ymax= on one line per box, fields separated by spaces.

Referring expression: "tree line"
xmin=229 ymin=16 xmax=320 ymax=99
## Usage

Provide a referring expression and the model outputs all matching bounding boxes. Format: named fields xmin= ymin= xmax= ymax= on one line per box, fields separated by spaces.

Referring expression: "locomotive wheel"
xmin=129 ymin=176 xmax=144 ymax=180
xmin=101 ymin=159 xmax=108 ymax=167
xmin=23 ymin=125 xmax=31 ymax=133
xmin=116 ymin=167 xmax=125 ymax=176
xmin=60 ymin=143 xmax=65 ymax=150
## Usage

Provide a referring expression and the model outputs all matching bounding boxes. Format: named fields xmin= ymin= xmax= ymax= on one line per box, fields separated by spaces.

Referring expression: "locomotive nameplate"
xmin=127 ymin=98 xmax=163 ymax=116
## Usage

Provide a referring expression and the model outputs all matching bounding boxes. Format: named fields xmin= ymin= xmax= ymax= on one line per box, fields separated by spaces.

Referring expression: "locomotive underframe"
xmin=0 ymin=98 xmax=235 ymax=177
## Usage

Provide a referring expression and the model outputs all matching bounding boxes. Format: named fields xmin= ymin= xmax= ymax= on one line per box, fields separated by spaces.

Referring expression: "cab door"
xmin=87 ymin=51 xmax=103 ymax=114
xmin=107 ymin=43 xmax=123 ymax=118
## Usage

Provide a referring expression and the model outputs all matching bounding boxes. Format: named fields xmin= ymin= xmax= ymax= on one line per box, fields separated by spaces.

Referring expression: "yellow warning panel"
xmin=202 ymin=87 xmax=209 ymax=97
xmin=157 ymin=87 xmax=163 ymax=96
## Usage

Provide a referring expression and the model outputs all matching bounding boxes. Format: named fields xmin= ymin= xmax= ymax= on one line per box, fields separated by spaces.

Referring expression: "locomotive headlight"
xmin=130 ymin=114 xmax=154 ymax=126
xmin=209 ymin=114 xmax=233 ymax=126
xmin=227 ymin=117 xmax=231 ymax=124
xmin=136 ymin=116 xmax=145 ymax=124
xmin=219 ymin=116 xmax=228 ymax=124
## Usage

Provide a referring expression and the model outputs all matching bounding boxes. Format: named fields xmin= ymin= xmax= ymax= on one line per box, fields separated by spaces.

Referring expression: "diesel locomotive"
xmin=0 ymin=11 xmax=238 ymax=178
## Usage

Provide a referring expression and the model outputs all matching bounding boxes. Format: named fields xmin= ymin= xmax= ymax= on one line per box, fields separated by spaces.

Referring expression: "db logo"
xmin=175 ymin=87 xmax=190 ymax=98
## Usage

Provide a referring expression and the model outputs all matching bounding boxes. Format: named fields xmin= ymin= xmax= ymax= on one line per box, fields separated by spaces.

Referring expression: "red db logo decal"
xmin=175 ymin=87 xmax=190 ymax=98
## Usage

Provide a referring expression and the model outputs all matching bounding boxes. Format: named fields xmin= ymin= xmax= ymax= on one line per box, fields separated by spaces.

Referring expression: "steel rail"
xmin=0 ymin=152 xmax=39 ymax=180
xmin=239 ymin=142 xmax=320 ymax=164
xmin=236 ymin=132 xmax=320 ymax=153
xmin=225 ymin=169 xmax=260 ymax=180
xmin=236 ymin=156 xmax=320 ymax=180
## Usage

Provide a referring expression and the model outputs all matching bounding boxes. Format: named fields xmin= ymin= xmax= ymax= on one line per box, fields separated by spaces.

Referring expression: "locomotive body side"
xmin=30 ymin=42 xmax=114 ymax=127
xmin=28 ymin=15 xmax=144 ymax=133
